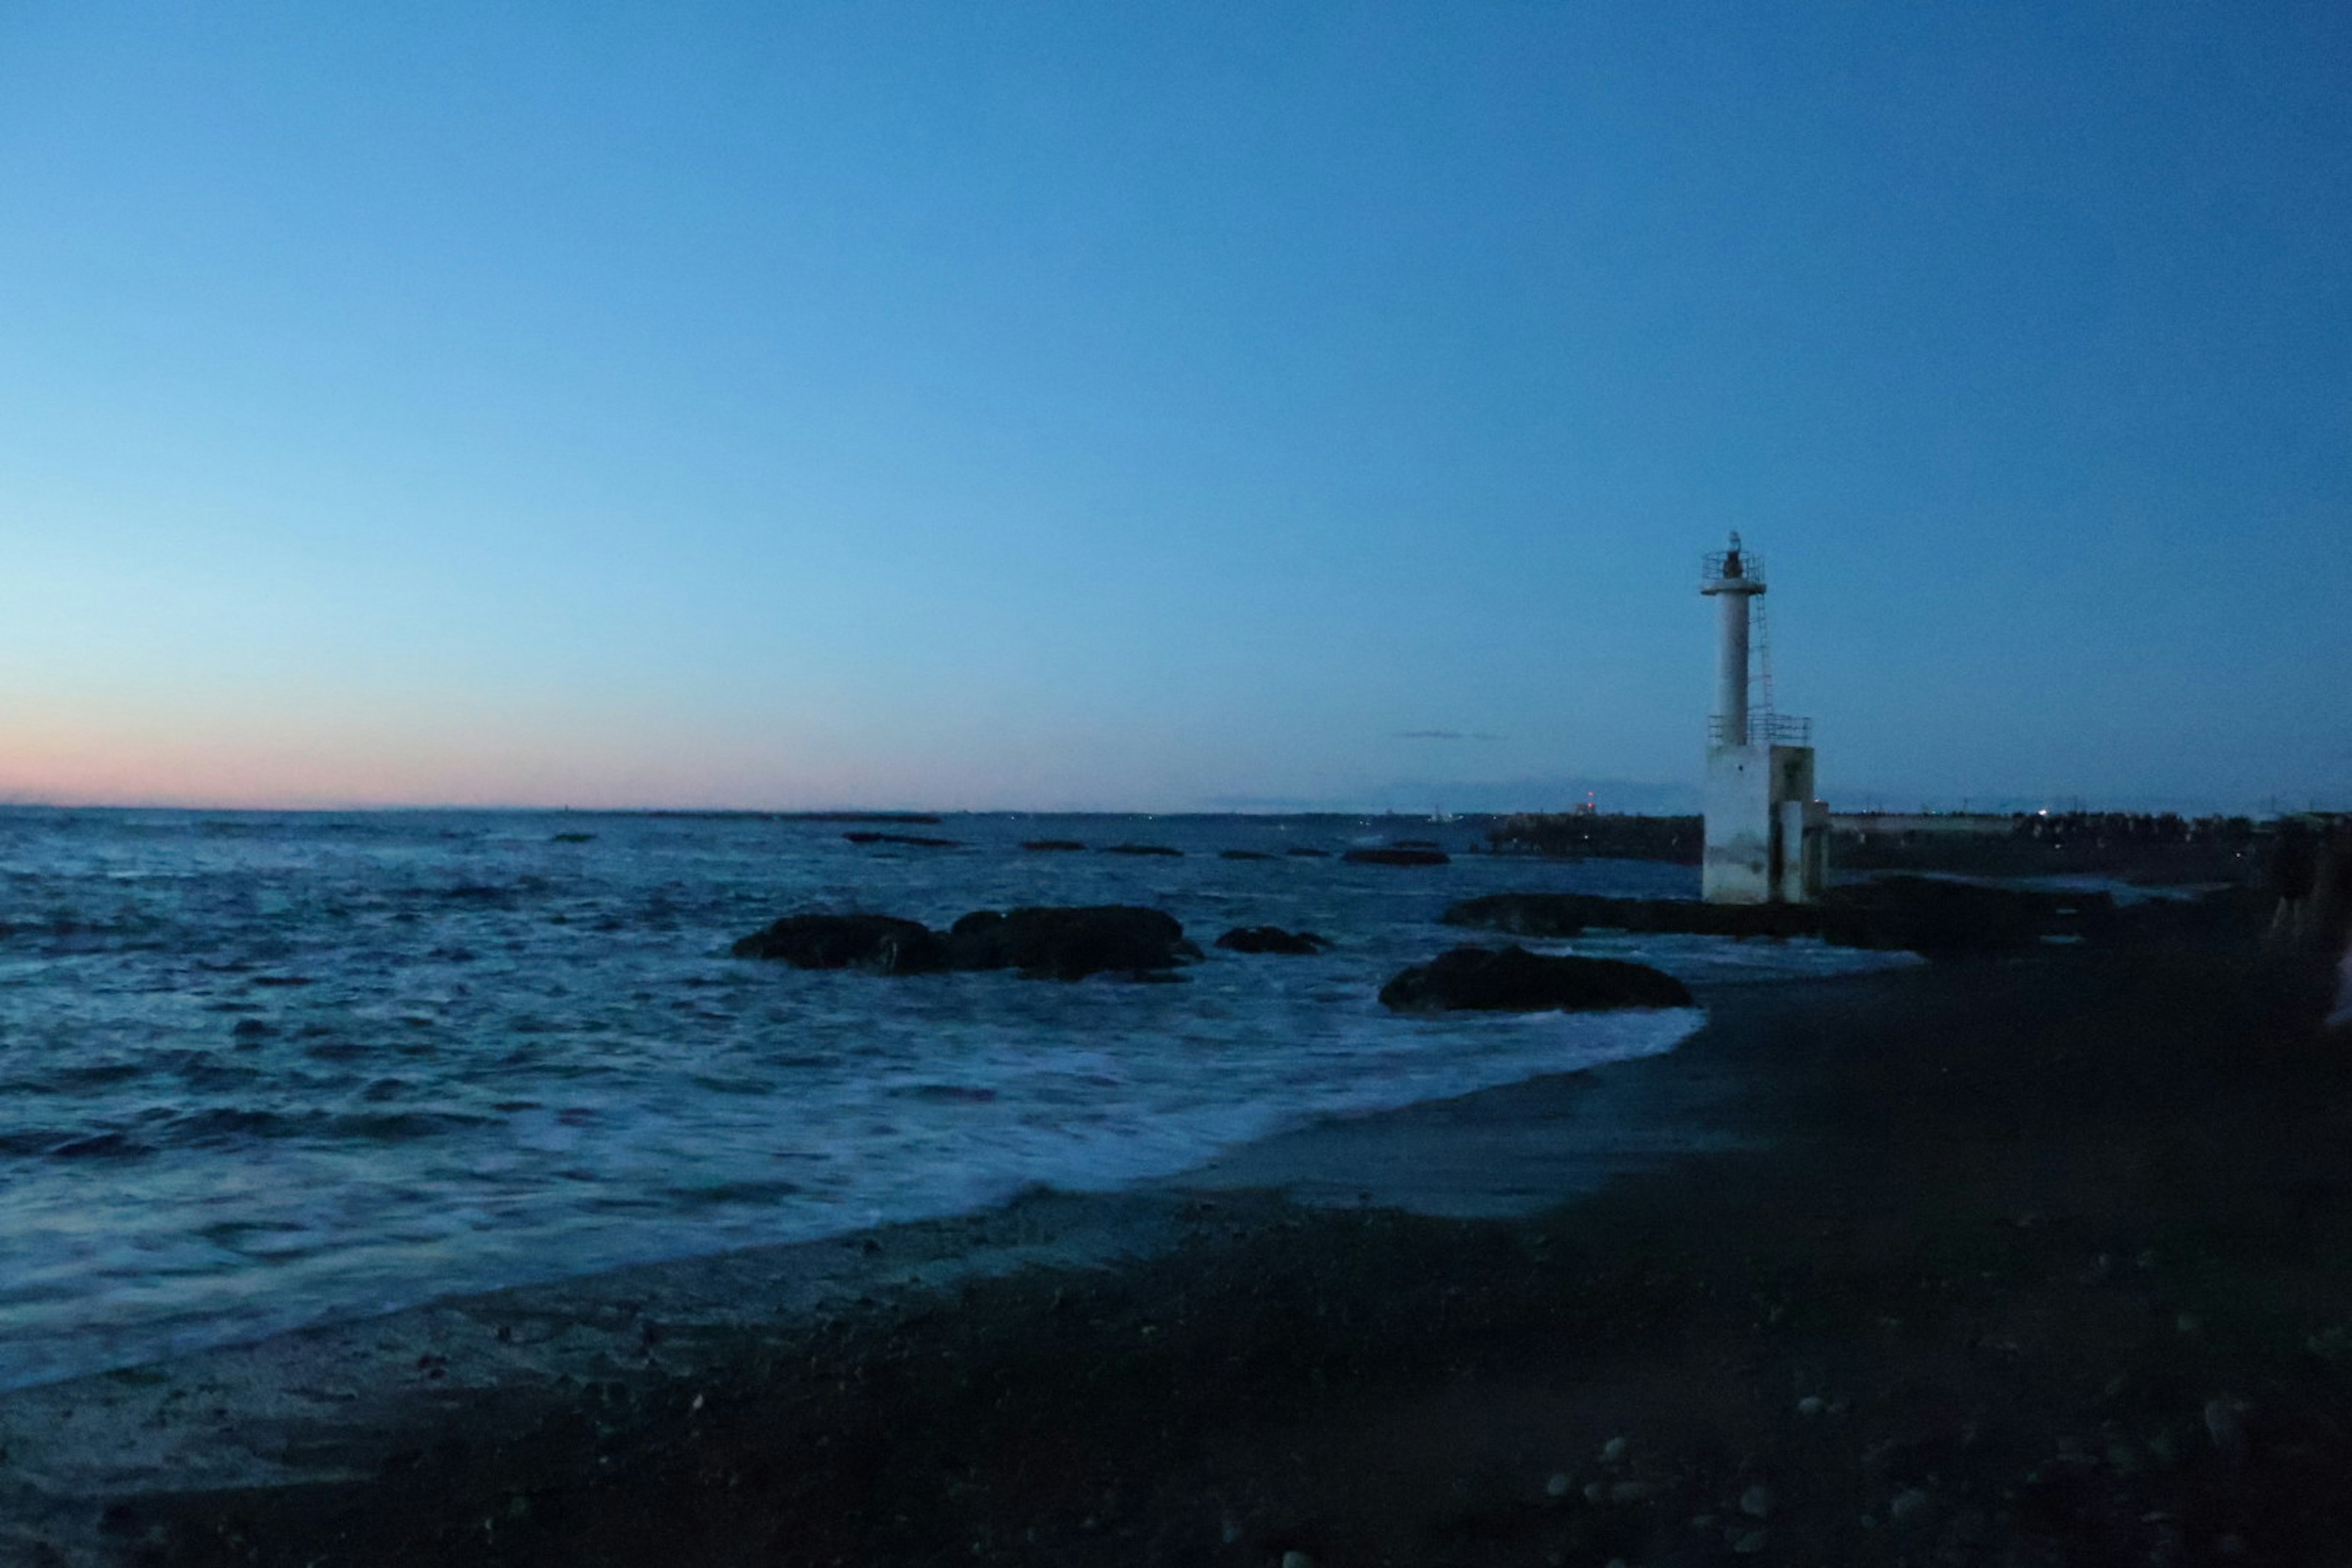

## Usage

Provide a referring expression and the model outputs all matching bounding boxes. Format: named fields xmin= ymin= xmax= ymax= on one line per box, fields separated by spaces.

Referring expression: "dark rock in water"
xmin=1102 ymin=843 xmax=1183 ymax=858
xmin=1021 ymin=840 xmax=1087 ymax=852
xmin=550 ymin=831 xmax=596 ymax=844
xmin=735 ymin=907 xmax=1199 ymax=981
xmin=1441 ymin=892 xmax=1815 ymax=940
xmin=1441 ymin=892 xmax=1591 ymax=938
xmin=1218 ymin=849 xmax=1275 ymax=861
xmin=1444 ymin=878 xmax=2118 ymax=955
xmin=1379 ymin=945 xmax=1692 ymax=1013
xmin=843 ymin=831 xmax=960 ymax=848
xmin=946 ymin=906 xmax=1200 ymax=979
xmin=1215 ymin=926 xmax=1329 ymax=956
xmin=731 ymin=914 xmax=949 ymax=974
xmin=1822 ymin=876 xmax=2117 ymax=954
xmin=1285 ymin=847 xmax=1332 ymax=859
xmin=1344 ymin=847 xmax=1451 ymax=867
xmin=1393 ymin=839 xmax=1441 ymax=849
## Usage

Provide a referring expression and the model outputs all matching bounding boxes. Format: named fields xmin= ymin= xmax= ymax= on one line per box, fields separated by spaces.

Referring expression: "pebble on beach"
xmin=2204 ymin=1395 xmax=2250 ymax=1452
xmin=1739 ymin=1483 xmax=1775 ymax=1518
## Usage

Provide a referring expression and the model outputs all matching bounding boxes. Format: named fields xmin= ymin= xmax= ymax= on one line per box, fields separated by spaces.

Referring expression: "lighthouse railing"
xmin=1701 ymin=550 xmax=1765 ymax=589
xmin=1709 ymin=712 xmax=1812 ymax=747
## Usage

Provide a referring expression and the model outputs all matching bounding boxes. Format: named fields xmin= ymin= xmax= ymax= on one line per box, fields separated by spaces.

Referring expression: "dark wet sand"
xmin=12 ymin=908 xmax=2352 ymax=1567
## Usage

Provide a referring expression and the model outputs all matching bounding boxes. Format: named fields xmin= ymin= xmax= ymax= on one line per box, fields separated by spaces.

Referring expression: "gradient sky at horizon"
xmin=2 ymin=2 xmax=2345 ymax=813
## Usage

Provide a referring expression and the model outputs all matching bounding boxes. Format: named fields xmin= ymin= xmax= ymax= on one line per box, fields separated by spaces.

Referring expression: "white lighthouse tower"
xmin=1700 ymin=533 xmax=1828 ymax=903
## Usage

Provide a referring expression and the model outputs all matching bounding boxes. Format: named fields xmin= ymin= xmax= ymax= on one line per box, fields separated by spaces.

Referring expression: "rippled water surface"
xmin=0 ymin=809 xmax=1911 ymax=1389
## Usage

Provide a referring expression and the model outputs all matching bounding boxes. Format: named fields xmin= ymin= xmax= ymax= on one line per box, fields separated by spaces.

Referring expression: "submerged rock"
xmin=1101 ymin=843 xmax=1183 ymax=858
xmin=1215 ymin=926 xmax=1329 ymax=956
xmin=1218 ymin=849 xmax=1274 ymax=861
xmin=1284 ymin=847 xmax=1332 ymax=858
xmin=730 ymin=914 xmax=949 ymax=974
xmin=842 ymin=831 xmax=960 ymax=848
xmin=945 ymin=906 xmax=1201 ymax=980
xmin=1020 ymin=839 xmax=1087 ymax=852
xmin=1343 ymin=846 xmax=1451 ymax=867
xmin=1379 ymin=945 xmax=1692 ymax=1013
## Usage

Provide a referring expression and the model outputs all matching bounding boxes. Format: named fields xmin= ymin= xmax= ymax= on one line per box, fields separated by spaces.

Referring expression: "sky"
xmin=1 ymin=2 xmax=2345 ymax=814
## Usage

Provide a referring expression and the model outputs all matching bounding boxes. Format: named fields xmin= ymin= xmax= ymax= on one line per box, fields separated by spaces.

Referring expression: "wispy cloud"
xmin=1395 ymin=729 xmax=1503 ymax=742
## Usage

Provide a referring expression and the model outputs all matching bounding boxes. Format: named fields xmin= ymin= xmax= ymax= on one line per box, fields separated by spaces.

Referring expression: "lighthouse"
xmin=1700 ymin=534 xmax=1828 ymax=903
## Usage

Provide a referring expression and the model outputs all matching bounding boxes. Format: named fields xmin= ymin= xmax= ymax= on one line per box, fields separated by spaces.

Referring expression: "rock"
xmin=1444 ymin=891 xmax=1812 ymax=941
xmin=842 ymin=831 xmax=960 ymax=848
xmin=1888 ymin=1487 xmax=1932 ymax=1523
xmin=1731 ymin=1527 xmax=1770 ymax=1554
xmin=2203 ymin=1396 xmax=2249 ymax=1452
xmin=1280 ymin=1553 xmax=1316 ymax=1568
xmin=1608 ymin=1480 xmax=1650 ymax=1504
xmin=944 ymin=906 xmax=1200 ymax=980
xmin=1020 ymin=839 xmax=1086 ymax=852
xmin=1545 ymin=1472 xmax=1572 ymax=1498
xmin=1820 ymin=875 xmax=2116 ymax=953
xmin=1284 ymin=847 xmax=1331 ymax=858
xmin=550 ymin=831 xmax=595 ymax=843
xmin=1443 ymin=878 xmax=2117 ymax=954
xmin=1101 ymin=843 xmax=1183 ymax=857
xmin=1343 ymin=846 xmax=1450 ymax=867
xmin=1796 ymin=1395 xmax=1825 ymax=1417
xmin=1215 ymin=926 xmax=1329 ymax=956
xmin=1600 ymin=1436 xmax=1627 ymax=1464
xmin=1739 ymin=1484 xmax=1774 ymax=1518
xmin=730 ymin=914 xmax=949 ymax=974
xmin=1217 ymin=849 xmax=1273 ymax=861
xmin=1381 ymin=947 xmax=1693 ymax=1014
xmin=738 ymin=907 xmax=1203 ymax=983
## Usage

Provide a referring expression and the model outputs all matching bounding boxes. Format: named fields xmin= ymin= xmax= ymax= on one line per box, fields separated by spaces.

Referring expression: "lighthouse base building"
xmin=1703 ymin=739 xmax=1828 ymax=904
xmin=1700 ymin=535 xmax=1829 ymax=906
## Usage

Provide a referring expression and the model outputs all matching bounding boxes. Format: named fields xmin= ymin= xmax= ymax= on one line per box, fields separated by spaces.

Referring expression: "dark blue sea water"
xmin=0 ymin=809 xmax=1911 ymax=1390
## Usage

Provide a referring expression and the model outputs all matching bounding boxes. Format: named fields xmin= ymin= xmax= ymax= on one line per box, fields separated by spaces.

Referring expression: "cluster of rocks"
xmin=734 ymin=909 xmax=1693 ymax=1012
xmin=731 ymin=907 xmax=1201 ymax=981
xmin=990 ymin=840 xmax=1422 ymax=861
xmin=1444 ymin=876 xmax=2119 ymax=955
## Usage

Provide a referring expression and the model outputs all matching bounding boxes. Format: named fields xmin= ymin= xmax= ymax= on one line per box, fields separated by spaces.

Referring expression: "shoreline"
xmin=13 ymin=925 xmax=2350 ymax=1566
xmin=0 ymin=970 xmax=1830 ymax=1561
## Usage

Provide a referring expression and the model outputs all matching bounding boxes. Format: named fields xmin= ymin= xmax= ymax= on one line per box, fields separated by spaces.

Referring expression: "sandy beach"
xmin=7 ymin=896 xmax=2349 ymax=1566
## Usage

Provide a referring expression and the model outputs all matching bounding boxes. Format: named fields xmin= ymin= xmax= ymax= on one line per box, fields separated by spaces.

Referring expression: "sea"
xmin=0 ymin=808 xmax=1917 ymax=1392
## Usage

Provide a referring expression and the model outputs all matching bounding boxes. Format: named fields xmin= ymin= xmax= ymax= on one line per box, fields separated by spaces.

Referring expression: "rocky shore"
xmin=12 ymin=905 xmax=2350 ymax=1567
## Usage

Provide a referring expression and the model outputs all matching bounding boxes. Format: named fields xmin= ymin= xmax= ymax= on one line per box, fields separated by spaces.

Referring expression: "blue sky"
xmin=1 ymin=2 xmax=2344 ymax=812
